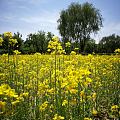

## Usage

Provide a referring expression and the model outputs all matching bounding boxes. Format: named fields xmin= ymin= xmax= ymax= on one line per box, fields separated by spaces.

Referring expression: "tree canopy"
xmin=21 ymin=31 xmax=54 ymax=54
xmin=98 ymin=34 xmax=120 ymax=53
xmin=58 ymin=2 xmax=103 ymax=53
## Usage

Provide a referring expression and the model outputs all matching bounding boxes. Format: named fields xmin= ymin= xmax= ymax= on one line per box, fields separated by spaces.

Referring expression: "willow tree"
xmin=58 ymin=2 xmax=103 ymax=53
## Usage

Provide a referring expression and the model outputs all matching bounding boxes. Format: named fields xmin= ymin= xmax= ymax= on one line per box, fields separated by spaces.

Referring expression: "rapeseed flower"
xmin=9 ymin=38 xmax=18 ymax=45
xmin=92 ymin=108 xmax=98 ymax=116
xmin=48 ymin=36 xmax=64 ymax=54
xmin=111 ymin=105 xmax=119 ymax=112
xmin=0 ymin=37 xmax=3 ymax=46
xmin=13 ymin=50 xmax=21 ymax=55
xmin=114 ymin=48 xmax=120 ymax=53
xmin=92 ymin=92 xmax=96 ymax=101
xmin=62 ymin=100 xmax=68 ymax=106
xmin=21 ymin=92 xmax=29 ymax=97
xmin=0 ymin=101 xmax=6 ymax=109
xmin=70 ymin=51 xmax=76 ymax=55
xmin=80 ymin=90 xmax=85 ymax=97
xmin=5 ymin=89 xmax=18 ymax=98
xmin=39 ymin=101 xmax=48 ymax=111
xmin=65 ymin=42 xmax=71 ymax=47
xmin=84 ymin=118 xmax=92 ymax=120
xmin=11 ymin=100 xmax=20 ymax=106
xmin=4 ymin=32 xmax=12 ymax=38
xmin=53 ymin=114 xmax=64 ymax=120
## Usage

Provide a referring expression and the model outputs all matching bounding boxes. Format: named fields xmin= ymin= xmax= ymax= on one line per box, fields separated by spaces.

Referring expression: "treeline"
xmin=0 ymin=31 xmax=120 ymax=54
xmin=0 ymin=31 xmax=53 ymax=54
xmin=84 ymin=34 xmax=120 ymax=54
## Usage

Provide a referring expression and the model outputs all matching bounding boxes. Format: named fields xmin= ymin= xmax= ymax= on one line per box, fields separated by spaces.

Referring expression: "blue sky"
xmin=0 ymin=0 xmax=120 ymax=43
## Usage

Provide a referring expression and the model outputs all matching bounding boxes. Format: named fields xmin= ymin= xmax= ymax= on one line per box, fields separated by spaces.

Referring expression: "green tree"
xmin=84 ymin=39 xmax=96 ymax=53
xmin=1 ymin=32 xmax=21 ymax=54
xmin=0 ymin=32 xmax=23 ymax=54
xmin=58 ymin=2 xmax=103 ymax=53
xmin=98 ymin=34 xmax=120 ymax=53
xmin=22 ymin=31 xmax=54 ymax=54
xmin=13 ymin=32 xmax=23 ymax=51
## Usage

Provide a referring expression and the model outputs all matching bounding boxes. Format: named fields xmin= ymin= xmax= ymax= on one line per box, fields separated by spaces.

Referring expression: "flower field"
xmin=0 ymin=53 xmax=120 ymax=120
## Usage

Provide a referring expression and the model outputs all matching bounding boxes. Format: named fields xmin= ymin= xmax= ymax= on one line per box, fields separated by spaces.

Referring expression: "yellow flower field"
xmin=0 ymin=53 xmax=120 ymax=120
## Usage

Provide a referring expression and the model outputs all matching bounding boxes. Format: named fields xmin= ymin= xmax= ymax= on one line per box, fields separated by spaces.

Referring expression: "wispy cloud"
xmin=5 ymin=0 xmax=51 ymax=5
xmin=17 ymin=5 xmax=30 ymax=10
xmin=28 ymin=0 xmax=51 ymax=4
xmin=0 ymin=14 xmax=16 ymax=21
xmin=19 ymin=10 xmax=60 ymax=39
xmin=20 ymin=10 xmax=59 ymax=24
xmin=20 ymin=16 xmax=56 ymax=24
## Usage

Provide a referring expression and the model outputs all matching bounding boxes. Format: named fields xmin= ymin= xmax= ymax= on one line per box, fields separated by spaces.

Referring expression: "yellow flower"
xmin=21 ymin=92 xmax=29 ymax=97
xmin=65 ymin=42 xmax=71 ymax=47
xmin=70 ymin=89 xmax=77 ymax=94
xmin=70 ymin=51 xmax=76 ymax=55
xmin=111 ymin=105 xmax=119 ymax=112
xmin=9 ymin=38 xmax=18 ymax=45
xmin=84 ymin=118 xmax=92 ymax=120
xmin=62 ymin=100 xmax=68 ymax=106
xmin=47 ymin=49 xmax=51 ymax=52
xmin=17 ymin=96 xmax=24 ymax=101
xmin=86 ymin=77 xmax=92 ymax=83
xmin=92 ymin=108 xmax=98 ymax=116
xmin=0 ymin=84 xmax=19 ymax=98
xmin=87 ymin=95 xmax=92 ymax=100
xmin=74 ymin=47 xmax=79 ymax=50
xmin=3 ymin=97 xmax=7 ymax=100
xmin=4 ymin=32 xmax=12 ymax=38
xmin=115 ymin=48 xmax=120 ymax=53
xmin=11 ymin=100 xmax=20 ymax=106
xmin=5 ymin=89 xmax=18 ymax=98
xmin=13 ymin=50 xmax=21 ymax=55
xmin=52 ymin=36 xmax=59 ymax=42
xmin=0 ymin=101 xmax=6 ymax=109
xmin=48 ymin=36 xmax=64 ymax=54
xmin=0 ymin=37 xmax=3 ymax=46
xmin=92 ymin=92 xmax=96 ymax=101
xmin=80 ymin=90 xmax=85 ymax=97
xmin=39 ymin=101 xmax=48 ymax=111
xmin=34 ymin=52 xmax=41 ymax=55
xmin=88 ymin=54 xmax=93 ymax=58
xmin=47 ymin=88 xmax=55 ymax=94
xmin=53 ymin=114 xmax=64 ymax=120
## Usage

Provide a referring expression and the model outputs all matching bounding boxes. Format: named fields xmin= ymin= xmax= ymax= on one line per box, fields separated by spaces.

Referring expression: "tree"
xmin=22 ymin=31 xmax=54 ymax=54
xmin=1 ymin=32 xmax=20 ymax=54
xmin=84 ymin=39 xmax=96 ymax=53
xmin=98 ymin=34 xmax=120 ymax=53
xmin=0 ymin=32 xmax=23 ymax=54
xmin=13 ymin=32 xmax=23 ymax=51
xmin=58 ymin=2 xmax=103 ymax=53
